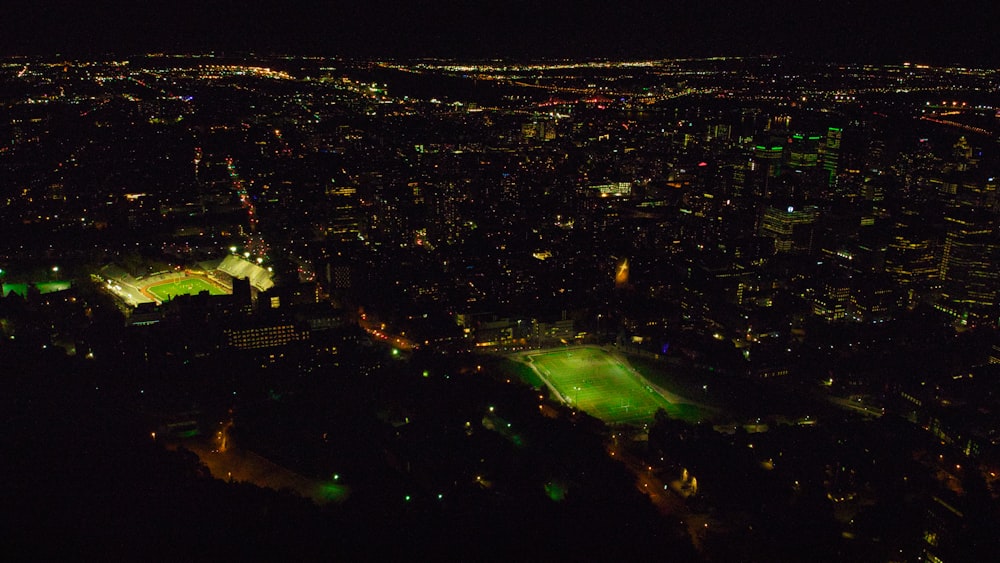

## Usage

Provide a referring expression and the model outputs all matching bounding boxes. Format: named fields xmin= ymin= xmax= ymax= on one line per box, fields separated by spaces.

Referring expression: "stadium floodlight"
xmin=243 ymin=252 xmax=251 ymax=258
xmin=229 ymin=246 xmax=237 ymax=253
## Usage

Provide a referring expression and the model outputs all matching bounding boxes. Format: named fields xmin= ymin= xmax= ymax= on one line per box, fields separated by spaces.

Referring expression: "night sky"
xmin=1 ymin=1 xmax=997 ymax=65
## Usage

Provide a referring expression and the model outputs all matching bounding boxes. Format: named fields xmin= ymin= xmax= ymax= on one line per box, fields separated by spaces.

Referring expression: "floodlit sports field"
xmin=526 ymin=347 xmax=704 ymax=424
xmin=146 ymin=276 xmax=227 ymax=302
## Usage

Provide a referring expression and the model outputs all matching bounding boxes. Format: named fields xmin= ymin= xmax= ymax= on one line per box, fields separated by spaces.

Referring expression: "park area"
xmin=145 ymin=276 xmax=227 ymax=303
xmin=523 ymin=347 xmax=708 ymax=425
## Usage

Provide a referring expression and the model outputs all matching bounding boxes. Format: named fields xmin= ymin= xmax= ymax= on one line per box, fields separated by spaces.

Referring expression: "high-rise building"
xmin=750 ymin=144 xmax=784 ymax=199
xmin=522 ymin=119 xmax=557 ymax=142
xmin=753 ymin=144 xmax=784 ymax=177
xmin=952 ymin=136 xmax=974 ymax=171
xmin=850 ymin=275 xmax=901 ymax=323
xmin=812 ymin=277 xmax=851 ymax=321
xmin=939 ymin=207 xmax=998 ymax=318
xmin=787 ymin=133 xmax=822 ymax=171
xmin=323 ymin=184 xmax=363 ymax=242
xmin=821 ymin=127 xmax=841 ymax=187
xmin=709 ymin=123 xmax=731 ymax=142
xmin=427 ymin=180 xmax=469 ymax=246
xmin=759 ymin=205 xmax=819 ymax=254
xmin=886 ymin=218 xmax=940 ymax=290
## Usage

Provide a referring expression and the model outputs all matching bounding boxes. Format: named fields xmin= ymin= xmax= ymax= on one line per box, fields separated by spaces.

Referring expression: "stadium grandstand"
xmin=212 ymin=255 xmax=274 ymax=292
xmin=98 ymin=255 xmax=273 ymax=308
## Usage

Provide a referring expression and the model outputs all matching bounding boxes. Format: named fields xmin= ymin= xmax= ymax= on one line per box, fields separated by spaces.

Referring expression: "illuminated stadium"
xmin=99 ymin=255 xmax=274 ymax=307
xmin=522 ymin=346 xmax=706 ymax=424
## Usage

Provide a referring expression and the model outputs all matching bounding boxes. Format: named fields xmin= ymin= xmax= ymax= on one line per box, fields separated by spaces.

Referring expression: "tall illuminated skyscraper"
xmin=886 ymin=214 xmax=939 ymax=289
xmin=759 ymin=205 xmax=819 ymax=254
xmin=753 ymin=144 xmax=784 ymax=177
xmin=324 ymin=183 xmax=363 ymax=242
xmin=939 ymin=208 xmax=998 ymax=319
xmin=751 ymin=144 xmax=784 ymax=198
xmin=821 ymin=127 xmax=841 ymax=187
xmin=787 ymin=133 xmax=821 ymax=171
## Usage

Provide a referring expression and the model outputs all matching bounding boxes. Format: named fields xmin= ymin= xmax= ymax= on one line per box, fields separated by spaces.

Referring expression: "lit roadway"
xmin=826 ymin=395 xmax=885 ymax=418
xmin=358 ymin=315 xmax=419 ymax=351
xmin=606 ymin=432 xmax=713 ymax=553
xmin=607 ymin=433 xmax=688 ymax=517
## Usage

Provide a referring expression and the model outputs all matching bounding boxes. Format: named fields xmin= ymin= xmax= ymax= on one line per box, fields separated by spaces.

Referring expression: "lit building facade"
xmin=759 ymin=205 xmax=818 ymax=254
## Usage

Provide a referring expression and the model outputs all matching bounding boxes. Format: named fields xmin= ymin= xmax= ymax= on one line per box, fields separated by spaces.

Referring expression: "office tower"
xmin=850 ymin=275 xmax=900 ymax=323
xmin=324 ymin=183 xmax=363 ymax=242
xmin=751 ymin=144 xmax=784 ymax=199
xmin=952 ymin=136 xmax=974 ymax=171
xmin=753 ymin=144 xmax=784 ymax=177
xmin=821 ymin=127 xmax=841 ymax=187
xmin=939 ymin=207 xmax=998 ymax=319
xmin=812 ymin=277 xmax=851 ymax=321
xmin=787 ymin=133 xmax=822 ymax=171
xmin=759 ymin=205 xmax=819 ymax=254
xmin=886 ymin=214 xmax=940 ymax=289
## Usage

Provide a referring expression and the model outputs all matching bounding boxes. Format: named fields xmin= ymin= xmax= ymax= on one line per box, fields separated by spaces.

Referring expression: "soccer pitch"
xmin=527 ymin=347 xmax=703 ymax=424
xmin=146 ymin=277 xmax=227 ymax=302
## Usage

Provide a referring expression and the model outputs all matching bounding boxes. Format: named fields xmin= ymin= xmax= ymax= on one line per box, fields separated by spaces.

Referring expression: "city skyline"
xmin=2 ymin=19 xmax=999 ymax=561
xmin=2 ymin=1 xmax=998 ymax=66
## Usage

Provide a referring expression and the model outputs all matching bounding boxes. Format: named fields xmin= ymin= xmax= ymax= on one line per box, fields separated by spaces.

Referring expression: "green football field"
xmin=146 ymin=277 xmax=227 ymax=302
xmin=527 ymin=347 xmax=705 ymax=424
